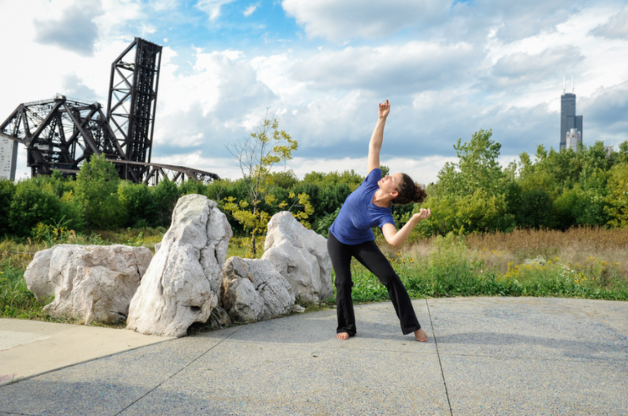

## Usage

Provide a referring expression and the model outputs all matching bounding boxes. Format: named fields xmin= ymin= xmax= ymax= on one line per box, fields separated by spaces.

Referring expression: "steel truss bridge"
xmin=0 ymin=38 xmax=219 ymax=185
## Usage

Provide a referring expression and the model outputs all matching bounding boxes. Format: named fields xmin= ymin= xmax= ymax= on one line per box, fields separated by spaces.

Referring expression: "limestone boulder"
xmin=23 ymin=244 xmax=152 ymax=324
xmin=126 ymin=194 xmax=232 ymax=337
xmin=261 ymin=211 xmax=333 ymax=304
xmin=221 ymin=256 xmax=294 ymax=323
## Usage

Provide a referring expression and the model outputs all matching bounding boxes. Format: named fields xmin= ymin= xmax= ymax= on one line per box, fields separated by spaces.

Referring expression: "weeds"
xmin=0 ymin=254 xmax=45 ymax=319
xmin=338 ymin=229 xmax=628 ymax=304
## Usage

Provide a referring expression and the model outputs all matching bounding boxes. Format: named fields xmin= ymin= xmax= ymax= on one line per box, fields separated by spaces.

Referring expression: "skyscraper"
xmin=560 ymin=76 xmax=583 ymax=150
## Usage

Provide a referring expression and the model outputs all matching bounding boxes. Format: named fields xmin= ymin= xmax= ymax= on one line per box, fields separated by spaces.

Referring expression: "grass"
xmin=1 ymin=227 xmax=627 ymax=328
xmin=354 ymin=228 xmax=628 ymax=303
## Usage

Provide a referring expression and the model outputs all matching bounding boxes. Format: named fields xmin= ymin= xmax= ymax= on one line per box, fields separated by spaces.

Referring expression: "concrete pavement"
xmin=0 ymin=297 xmax=627 ymax=415
xmin=0 ymin=319 xmax=173 ymax=386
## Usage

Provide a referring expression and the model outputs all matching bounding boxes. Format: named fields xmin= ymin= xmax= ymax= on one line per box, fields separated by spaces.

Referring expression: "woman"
xmin=328 ymin=99 xmax=431 ymax=342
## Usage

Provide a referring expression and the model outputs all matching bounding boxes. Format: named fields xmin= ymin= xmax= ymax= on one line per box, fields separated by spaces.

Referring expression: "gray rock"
xmin=23 ymin=244 xmax=152 ymax=324
xmin=221 ymin=256 xmax=294 ymax=323
xmin=262 ymin=212 xmax=333 ymax=304
xmin=126 ymin=194 xmax=232 ymax=337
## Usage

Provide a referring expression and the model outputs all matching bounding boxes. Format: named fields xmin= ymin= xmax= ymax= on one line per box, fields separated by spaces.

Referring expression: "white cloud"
xmin=152 ymin=48 xmax=277 ymax=156
xmin=483 ymin=45 xmax=584 ymax=89
xmin=34 ymin=0 xmax=104 ymax=56
xmin=243 ymin=3 xmax=259 ymax=16
xmin=141 ymin=23 xmax=157 ymax=35
xmin=151 ymin=0 xmax=180 ymax=11
xmin=282 ymin=0 xmax=450 ymax=42
xmin=196 ymin=0 xmax=237 ymax=22
xmin=589 ymin=4 xmax=628 ymax=39
xmin=290 ymin=41 xmax=478 ymax=94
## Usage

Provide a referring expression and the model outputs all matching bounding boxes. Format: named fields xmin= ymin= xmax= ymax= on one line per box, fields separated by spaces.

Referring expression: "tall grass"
xmin=0 ymin=253 xmax=45 ymax=319
xmin=344 ymin=228 xmax=628 ymax=303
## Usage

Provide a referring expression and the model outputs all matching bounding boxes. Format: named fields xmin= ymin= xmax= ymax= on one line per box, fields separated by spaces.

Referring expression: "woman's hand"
xmin=412 ymin=208 xmax=431 ymax=222
xmin=379 ymin=99 xmax=390 ymax=119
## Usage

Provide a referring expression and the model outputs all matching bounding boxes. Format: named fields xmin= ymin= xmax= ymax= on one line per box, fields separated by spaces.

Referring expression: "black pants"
xmin=327 ymin=232 xmax=421 ymax=336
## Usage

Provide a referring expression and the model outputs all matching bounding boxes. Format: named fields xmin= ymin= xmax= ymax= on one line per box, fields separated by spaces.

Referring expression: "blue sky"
xmin=1 ymin=0 xmax=627 ymax=182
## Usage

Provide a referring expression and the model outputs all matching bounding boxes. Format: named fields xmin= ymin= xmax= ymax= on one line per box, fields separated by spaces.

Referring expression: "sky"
xmin=1 ymin=0 xmax=627 ymax=184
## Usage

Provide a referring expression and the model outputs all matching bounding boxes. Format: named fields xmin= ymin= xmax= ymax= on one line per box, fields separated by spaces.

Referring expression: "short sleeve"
xmin=378 ymin=211 xmax=395 ymax=229
xmin=365 ymin=168 xmax=382 ymax=185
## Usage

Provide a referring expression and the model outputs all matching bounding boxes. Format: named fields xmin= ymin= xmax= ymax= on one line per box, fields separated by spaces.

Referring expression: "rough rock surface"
xmin=23 ymin=244 xmax=152 ymax=324
xmin=126 ymin=194 xmax=232 ymax=337
xmin=261 ymin=211 xmax=333 ymax=304
xmin=221 ymin=256 xmax=294 ymax=323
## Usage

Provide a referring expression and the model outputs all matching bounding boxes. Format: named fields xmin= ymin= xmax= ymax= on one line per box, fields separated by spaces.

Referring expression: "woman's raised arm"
xmin=367 ymin=100 xmax=390 ymax=174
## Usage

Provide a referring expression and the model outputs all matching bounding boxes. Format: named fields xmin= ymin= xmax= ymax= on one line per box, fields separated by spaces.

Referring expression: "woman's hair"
xmin=392 ymin=173 xmax=427 ymax=205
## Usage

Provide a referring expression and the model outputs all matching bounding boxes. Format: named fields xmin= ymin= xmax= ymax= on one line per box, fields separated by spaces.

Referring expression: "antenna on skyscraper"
xmin=562 ymin=75 xmax=566 ymax=94
xmin=571 ymin=74 xmax=574 ymax=93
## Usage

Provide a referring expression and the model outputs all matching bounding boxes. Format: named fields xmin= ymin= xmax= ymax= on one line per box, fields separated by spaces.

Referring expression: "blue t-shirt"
xmin=329 ymin=168 xmax=396 ymax=245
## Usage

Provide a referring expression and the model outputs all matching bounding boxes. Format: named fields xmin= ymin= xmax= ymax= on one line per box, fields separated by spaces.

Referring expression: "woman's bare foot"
xmin=414 ymin=328 xmax=428 ymax=342
xmin=336 ymin=332 xmax=350 ymax=340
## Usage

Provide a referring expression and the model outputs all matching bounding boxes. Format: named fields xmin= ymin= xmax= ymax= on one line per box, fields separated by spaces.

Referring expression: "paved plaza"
xmin=1 ymin=297 xmax=627 ymax=415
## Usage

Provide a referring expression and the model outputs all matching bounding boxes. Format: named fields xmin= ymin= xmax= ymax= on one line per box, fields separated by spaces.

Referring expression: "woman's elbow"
xmin=386 ymin=239 xmax=400 ymax=248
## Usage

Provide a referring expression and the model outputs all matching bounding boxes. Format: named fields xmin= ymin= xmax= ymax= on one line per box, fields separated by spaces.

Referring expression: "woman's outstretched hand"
xmin=379 ymin=99 xmax=390 ymax=119
xmin=412 ymin=208 xmax=431 ymax=221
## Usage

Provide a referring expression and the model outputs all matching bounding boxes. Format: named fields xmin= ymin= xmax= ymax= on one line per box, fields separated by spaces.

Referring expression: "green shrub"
xmin=9 ymin=180 xmax=62 ymax=237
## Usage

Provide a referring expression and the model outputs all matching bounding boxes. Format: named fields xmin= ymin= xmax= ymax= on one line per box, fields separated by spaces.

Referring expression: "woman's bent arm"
xmin=382 ymin=209 xmax=431 ymax=248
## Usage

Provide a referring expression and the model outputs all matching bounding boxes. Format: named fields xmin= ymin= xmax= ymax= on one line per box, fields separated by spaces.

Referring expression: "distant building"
xmin=565 ymin=128 xmax=581 ymax=151
xmin=560 ymin=76 xmax=583 ymax=150
xmin=604 ymin=145 xmax=614 ymax=158
xmin=0 ymin=137 xmax=17 ymax=180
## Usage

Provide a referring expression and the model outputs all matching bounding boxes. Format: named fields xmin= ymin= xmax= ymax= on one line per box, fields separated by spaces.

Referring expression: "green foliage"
xmin=32 ymin=216 xmax=72 ymax=246
xmin=427 ymin=233 xmax=475 ymax=295
xmin=118 ymin=181 xmax=158 ymax=228
xmin=437 ymin=129 xmax=504 ymax=197
xmin=315 ymin=207 xmax=341 ymax=237
xmin=59 ymin=190 xmax=87 ymax=232
xmin=153 ymin=178 xmax=180 ymax=228
xmin=9 ymin=179 xmax=62 ymax=237
xmin=0 ymin=179 xmax=16 ymax=237
xmin=75 ymin=155 xmax=122 ymax=230
xmin=268 ymin=170 xmax=299 ymax=189
xmin=606 ymin=163 xmax=628 ymax=228
xmin=418 ymin=191 xmax=515 ymax=236
xmin=302 ymin=170 xmax=363 ymax=190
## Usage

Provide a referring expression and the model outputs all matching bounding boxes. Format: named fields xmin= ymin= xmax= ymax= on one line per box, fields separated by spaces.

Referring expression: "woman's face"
xmin=378 ymin=172 xmax=403 ymax=197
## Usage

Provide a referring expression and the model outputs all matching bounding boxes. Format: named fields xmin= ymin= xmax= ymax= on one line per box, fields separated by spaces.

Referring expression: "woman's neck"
xmin=372 ymin=189 xmax=392 ymax=208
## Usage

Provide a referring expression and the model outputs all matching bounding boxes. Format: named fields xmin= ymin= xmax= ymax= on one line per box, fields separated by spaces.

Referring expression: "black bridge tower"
xmin=106 ymin=38 xmax=162 ymax=181
xmin=0 ymin=38 xmax=220 ymax=184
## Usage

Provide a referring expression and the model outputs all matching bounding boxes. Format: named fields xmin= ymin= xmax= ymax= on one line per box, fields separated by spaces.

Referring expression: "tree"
xmin=75 ymin=154 xmax=122 ymax=229
xmin=225 ymin=113 xmax=310 ymax=257
xmin=605 ymin=163 xmax=628 ymax=228
xmin=437 ymin=129 xmax=504 ymax=197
